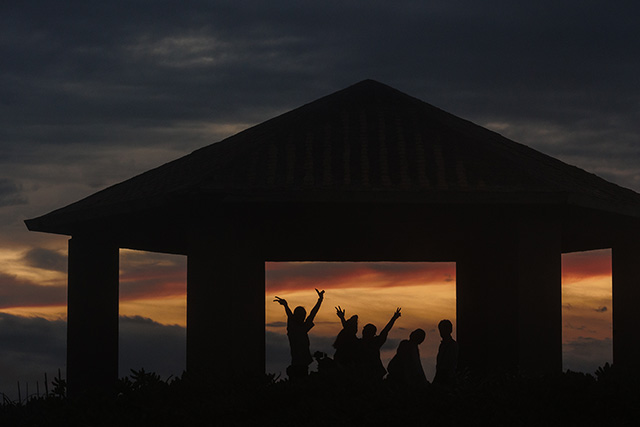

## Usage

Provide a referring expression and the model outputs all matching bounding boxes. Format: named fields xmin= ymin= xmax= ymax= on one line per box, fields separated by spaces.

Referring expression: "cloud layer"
xmin=1 ymin=1 xmax=635 ymax=391
xmin=0 ymin=179 xmax=27 ymax=208
xmin=0 ymin=273 xmax=66 ymax=309
xmin=2 ymin=1 xmax=639 ymax=194
xmin=267 ymin=262 xmax=455 ymax=293
xmin=0 ymin=313 xmax=185 ymax=401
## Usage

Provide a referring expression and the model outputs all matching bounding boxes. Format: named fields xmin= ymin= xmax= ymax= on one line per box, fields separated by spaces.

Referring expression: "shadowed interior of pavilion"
xmin=25 ymin=80 xmax=640 ymax=394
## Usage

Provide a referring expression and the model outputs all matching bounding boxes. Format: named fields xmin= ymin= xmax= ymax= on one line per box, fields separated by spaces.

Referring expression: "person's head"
xmin=438 ymin=319 xmax=453 ymax=338
xmin=362 ymin=323 xmax=377 ymax=339
xmin=293 ymin=306 xmax=306 ymax=322
xmin=345 ymin=315 xmax=358 ymax=334
xmin=409 ymin=328 xmax=426 ymax=345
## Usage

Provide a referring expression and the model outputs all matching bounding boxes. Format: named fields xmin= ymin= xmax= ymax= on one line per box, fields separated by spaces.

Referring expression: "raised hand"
xmin=274 ymin=296 xmax=288 ymax=306
xmin=335 ymin=306 xmax=346 ymax=319
xmin=308 ymin=289 xmax=325 ymax=321
xmin=380 ymin=307 xmax=402 ymax=337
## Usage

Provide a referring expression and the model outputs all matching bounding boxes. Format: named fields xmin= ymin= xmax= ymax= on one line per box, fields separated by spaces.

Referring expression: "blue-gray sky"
xmin=1 ymin=0 xmax=638 ymax=398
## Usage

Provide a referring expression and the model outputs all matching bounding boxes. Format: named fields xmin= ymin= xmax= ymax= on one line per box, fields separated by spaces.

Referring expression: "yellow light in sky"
xmin=0 ymin=305 xmax=67 ymax=321
xmin=266 ymin=262 xmax=457 ymax=380
xmin=1 ymin=250 xmax=613 ymax=376
xmin=562 ymin=250 xmax=612 ymax=343
xmin=120 ymin=297 xmax=186 ymax=327
xmin=562 ymin=272 xmax=612 ymax=343
xmin=0 ymin=247 xmax=66 ymax=286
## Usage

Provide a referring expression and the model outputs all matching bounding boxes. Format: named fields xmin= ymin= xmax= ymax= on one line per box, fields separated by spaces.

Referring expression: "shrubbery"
xmin=2 ymin=365 xmax=639 ymax=426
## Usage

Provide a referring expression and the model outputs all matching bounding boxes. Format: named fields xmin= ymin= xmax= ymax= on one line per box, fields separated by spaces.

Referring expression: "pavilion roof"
xmin=26 ymin=79 xmax=640 ymax=235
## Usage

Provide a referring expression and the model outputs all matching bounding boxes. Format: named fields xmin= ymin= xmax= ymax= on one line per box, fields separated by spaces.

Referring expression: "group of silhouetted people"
xmin=274 ymin=289 xmax=458 ymax=389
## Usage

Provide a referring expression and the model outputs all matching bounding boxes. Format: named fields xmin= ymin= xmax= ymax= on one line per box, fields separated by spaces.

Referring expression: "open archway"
xmin=266 ymin=261 xmax=456 ymax=381
xmin=562 ymin=249 xmax=613 ymax=373
xmin=118 ymin=249 xmax=186 ymax=379
xmin=25 ymin=80 xmax=640 ymax=394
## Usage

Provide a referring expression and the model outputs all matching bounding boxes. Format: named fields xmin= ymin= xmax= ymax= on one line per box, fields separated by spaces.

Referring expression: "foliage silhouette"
xmin=2 ymin=365 xmax=640 ymax=426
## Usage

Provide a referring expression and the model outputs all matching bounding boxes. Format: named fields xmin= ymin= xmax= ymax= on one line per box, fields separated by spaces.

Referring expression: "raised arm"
xmin=335 ymin=305 xmax=347 ymax=328
xmin=307 ymin=289 xmax=325 ymax=322
xmin=380 ymin=307 xmax=402 ymax=338
xmin=274 ymin=296 xmax=293 ymax=318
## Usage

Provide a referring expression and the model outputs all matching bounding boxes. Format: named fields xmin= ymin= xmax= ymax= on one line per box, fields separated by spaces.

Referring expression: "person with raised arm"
xmin=361 ymin=307 xmax=402 ymax=381
xmin=274 ymin=288 xmax=325 ymax=379
xmin=333 ymin=306 xmax=360 ymax=370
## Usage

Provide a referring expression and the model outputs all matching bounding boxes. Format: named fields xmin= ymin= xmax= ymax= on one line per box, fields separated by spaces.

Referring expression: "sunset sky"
xmin=1 ymin=1 xmax=638 ymax=398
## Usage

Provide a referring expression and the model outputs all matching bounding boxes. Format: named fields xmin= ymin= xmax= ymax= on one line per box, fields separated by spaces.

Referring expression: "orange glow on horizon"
xmin=266 ymin=261 xmax=455 ymax=293
xmin=562 ymin=250 xmax=612 ymax=345
xmin=0 ymin=305 xmax=67 ymax=321
xmin=120 ymin=297 xmax=186 ymax=327
xmin=266 ymin=262 xmax=457 ymax=380
xmin=1 ymin=250 xmax=614 ymax=375
xmin=562 ymin=249 xmax=612 ymax=284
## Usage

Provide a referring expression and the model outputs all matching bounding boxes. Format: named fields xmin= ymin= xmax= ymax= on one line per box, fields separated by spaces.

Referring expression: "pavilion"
xmin=25 ymin=80 xmax=640 ymax=393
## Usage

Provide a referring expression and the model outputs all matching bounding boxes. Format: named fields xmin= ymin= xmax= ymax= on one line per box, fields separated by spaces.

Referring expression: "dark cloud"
xmin=0 ymin=179 xmax=27 ymax=207
xmin=0 ymin=313 xmax=186 ymax=400
xmin=119 ymin=315 xmax=185 ymax=380
xmin=265 ymin=330 xmax=290 ymax=377
xmin=22 ymin=248 xmax=67 ymax=273
xmin=1 ymin=1 xmax=325 ymax=146
xmin=0 ymin=312 xmax=65 ymax=356
xmin=2 ymin=1 xmax=639 ymax=194
xmin=0 ymin=273 xmax=66 ymax=308
xmin=594 ymin=306 xmax=608 ymax=313
xmin=0 ymin=313 xmax=66 ymax=400
xmin=563 ymin=337 xmax=612 ymax=374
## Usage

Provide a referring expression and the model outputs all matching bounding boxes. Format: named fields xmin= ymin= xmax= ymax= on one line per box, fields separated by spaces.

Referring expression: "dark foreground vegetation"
xmin=2 ymin=364 xmax=639 ymax=427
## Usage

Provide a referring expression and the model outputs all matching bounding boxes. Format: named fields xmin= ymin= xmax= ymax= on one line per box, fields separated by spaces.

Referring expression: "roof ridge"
xmin=24 ymin=80 xmax=640 ymax=235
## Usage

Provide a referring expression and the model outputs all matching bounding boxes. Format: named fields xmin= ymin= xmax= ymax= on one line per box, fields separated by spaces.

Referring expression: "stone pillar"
xmin=187 ymin=223 xmax=265 ymax=381
xmin=516 ymin=217 xmax=562 ymax=373
xmin=456 ymin=232 xmax=519 ymax=374
xmin=612 ymin=242 xmax=640 ymax=372
xmin=456 ymin=215 xmax=561 ymax=375
xmin=67 ymin=236 xmax=119 ymax=396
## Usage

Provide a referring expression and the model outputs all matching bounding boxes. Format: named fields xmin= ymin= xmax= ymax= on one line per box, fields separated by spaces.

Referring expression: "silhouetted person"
xmin=333 ymin=306 xmax=361 ymax=370
xmin=361 ymin=308 xmax=402 ymax=381
xmin=274 ymin=288 xmax=325 ymax=379
xmin=433 ymin=319 xmax=458 ymax=389
xmin=387 ymin=328 xmax=428 ymax=388
xmin=313 ymin=351 xmax=337 ymax=377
